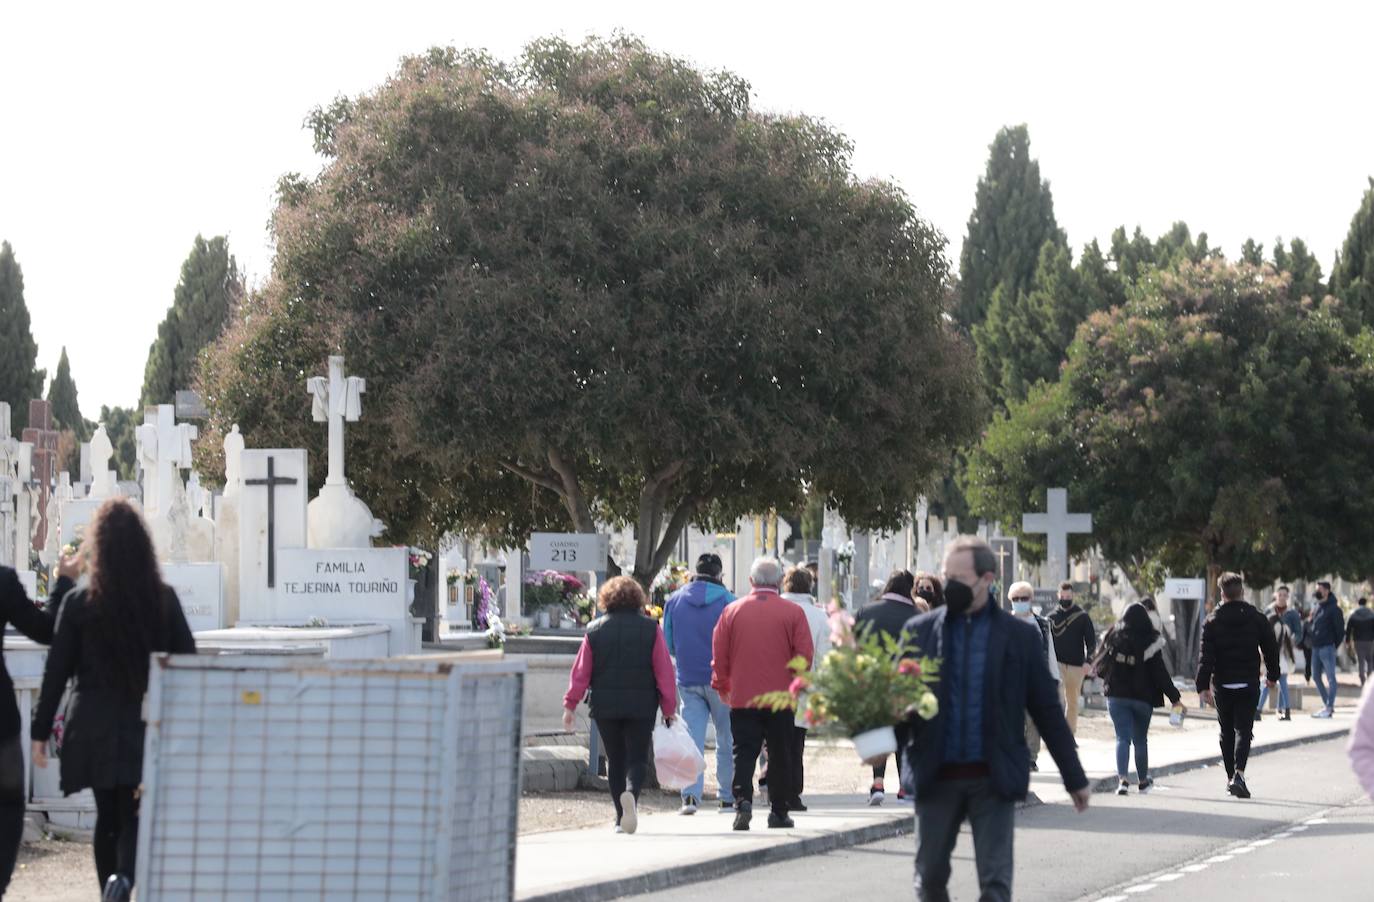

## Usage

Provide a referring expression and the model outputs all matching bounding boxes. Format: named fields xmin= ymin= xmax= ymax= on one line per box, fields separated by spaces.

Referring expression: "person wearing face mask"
xmin=1102 ymin=602 xmax=1183 ymax=795
xmin=1309 ymin=580 xmax=1345 ymax=718
xmin=1008 ymin=582 xmax=1058 ymax=771
xmin=902 ymin=537 xmax=1090 ymax=902
xmin=1049 ymin=580 xmax=1098 ymax=736
xmin=914 ymin=572 xmax=943 ymax=611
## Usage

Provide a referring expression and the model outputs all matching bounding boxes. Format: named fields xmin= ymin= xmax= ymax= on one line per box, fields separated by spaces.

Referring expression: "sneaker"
xmin=1281 ymin=709 xmax=1292 ymax=721
xmin=679 ymin=796 xmax=699 ymax=816
xmin=619 ymin=791 xmax=638 ymax=834
xmin=767 ymin=811 xmax=796 ymax=829
xmin=102 ymin=875 xmax=133 ymax=902
xmin=1116 ymin=779 xmax=1130 ymax=796
xmin=614 ymin=824 xmax=624 ymax=834
xmin=1138 ymin=778 xmax=1154 ymax=794
xmin=1313 ymin=708 xmax=1333 ymax=719
xmin=868 ymin=784 xmax=886 ymax=806
xmin=896 ymin=789 xmax=912 ymax=803
xmin=1254 ymin=709 xmax=1263 ymax=721
xmin=719 ymin=799 xmax=735 ymax=812
xmin=787 ymin=799 xmax=808 ymax=812
xmin=1228 ymin=772 xmax=1251 ymax=799
xmin=733 ymin=800 xmax=753 ymax=831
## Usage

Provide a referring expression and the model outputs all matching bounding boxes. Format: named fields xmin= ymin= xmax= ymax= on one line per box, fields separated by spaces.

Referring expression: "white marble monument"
xmin=1021 ymin=487 xmax=1092 ymax=584
xmin=306 ymin=355 xmax=384 ymax=549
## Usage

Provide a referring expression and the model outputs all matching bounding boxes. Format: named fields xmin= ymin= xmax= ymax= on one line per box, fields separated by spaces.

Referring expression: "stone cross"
xmin=21 ymin=400 xmax=59 ymax=554
xmin=136 ymin=405 xmax=198 ymax=515
xmin=88 ymin=424 xmax=115 ymax=499
xmin=307 ymin=355 xmax=366 ymax=488
xmin=0 ymin=403 xmax=15 ymax=569
xmin=1021 ymin=488 xmax=1092 ymax=584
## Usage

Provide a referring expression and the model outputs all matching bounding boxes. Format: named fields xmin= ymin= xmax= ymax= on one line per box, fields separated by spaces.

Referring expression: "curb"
xmin=519 ymin=725 xmax=1350 ymax=902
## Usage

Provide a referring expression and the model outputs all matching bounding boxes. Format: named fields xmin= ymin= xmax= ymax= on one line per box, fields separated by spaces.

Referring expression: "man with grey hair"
xmin=712 ymin=557 xmax=815 ymax=831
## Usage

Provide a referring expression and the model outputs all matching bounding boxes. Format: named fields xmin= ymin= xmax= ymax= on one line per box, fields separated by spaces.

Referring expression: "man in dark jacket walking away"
xmin=1196 ymin=572 xmax=1280 ymax=799
xmin=1049 ymin=580 xmax=1097 ymax=736
xmin=1346 ymin=597 xmax=1374 ymax=687
xmin=1309 ymin=581 xmax=1345 ymax=718
xmin=903 ymin=537 xmax=1090 ymax=902
xmin=663 ymin=553 xmax=736 ymax=814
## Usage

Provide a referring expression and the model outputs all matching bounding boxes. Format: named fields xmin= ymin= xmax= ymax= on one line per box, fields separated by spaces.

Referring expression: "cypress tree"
xmin=140 ymin=235 xmax=243 ymax=407
xmin=47 ymin=347 xmax=84 ymax=436
xmin=1272 ymin=237 xmax=1325 ymax=302
xmin=0 ymin=241 xmax=45 ymax=430
xmin=1331 ymin=179 xmax=1374 ymax=323
xmin=955 ymin=125 xmax=1065 ymax=329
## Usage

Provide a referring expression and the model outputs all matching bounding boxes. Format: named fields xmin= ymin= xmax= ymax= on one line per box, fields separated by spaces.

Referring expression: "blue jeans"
xmin=1312 ymin=644 xmax=1338 ymax=712
xmin=1107 ymin=697 xmax=1153 ymax=782
xmin=679 ymin=684 xmax=733 ymax=802
xmin=1258 ymin=674 xmax=1290 ymax=711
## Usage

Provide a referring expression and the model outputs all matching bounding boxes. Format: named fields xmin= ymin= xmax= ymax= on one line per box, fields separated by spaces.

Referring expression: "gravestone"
xmin=1021 ymin=488 xmax=1092 ymax=584
xmin=990 ymin=536 xmax=1019 ymax=608
xmin=20 ymin=400 xmax=58 ymax=555
xmin=0 ymin=404 xmax=17 ymax=568
xmin=238 ymin=449 xmax=309 ymax=618
xmin=306 ymin=355 xmax=383 ymax=548
xmin=87 ymin=424 xmax=115 ymax=500
xmin=216 ymin=425 xmax=244 ymax=624
xmin=275 ymin=546 xmax=415 ymax=654
xmin=135 ymin=404 xmax=197 ymax=518
xmin=163 ymin=562 xmax=223 ymax=632
xmin=12 ymin=443 xmax=33 ymax=571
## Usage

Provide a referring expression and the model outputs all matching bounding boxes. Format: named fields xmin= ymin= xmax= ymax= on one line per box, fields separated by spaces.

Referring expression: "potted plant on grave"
xmin=754 ymin=605 xmax=941 ymax=764
xmin=522 ymin=570 xmax=585 ymax=629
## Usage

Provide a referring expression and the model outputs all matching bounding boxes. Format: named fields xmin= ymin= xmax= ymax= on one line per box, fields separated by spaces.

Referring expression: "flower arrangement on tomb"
xmin=407 ymin=548 xmax=433 ymax=572
xmin=446 ymin=568 xmax=478 ymax=587
xmin=752 ymin=604 xmax=940 ymax=759
xmin=650 ymin=559 xmax=691 ymax=609
xmin=522 ymin=569 xmax=585 ymax=612
xmin=836 ymin=541 xmax=856 ymax=565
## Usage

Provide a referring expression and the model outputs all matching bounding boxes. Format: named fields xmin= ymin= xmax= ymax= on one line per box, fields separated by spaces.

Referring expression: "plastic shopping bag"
xmin=653 ymin=717 xmax=706 ymax=791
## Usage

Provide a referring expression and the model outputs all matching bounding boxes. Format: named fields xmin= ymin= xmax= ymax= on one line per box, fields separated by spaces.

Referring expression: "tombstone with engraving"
xmin=21 ymin=400 xmax=58 ymax=555
xmin=1021 ymin=487 xmax=1093 ymax=585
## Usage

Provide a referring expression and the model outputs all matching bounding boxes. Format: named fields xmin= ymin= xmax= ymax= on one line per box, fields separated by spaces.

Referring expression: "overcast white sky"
xmin=4 ymin=1 xmax=1372 ymax=417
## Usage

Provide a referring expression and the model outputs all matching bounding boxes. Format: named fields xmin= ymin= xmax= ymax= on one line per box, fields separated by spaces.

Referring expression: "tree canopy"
xmin=964 ymin=259 xmax=1374 ymax=592
xmin=1332 ymin=178 xmax=1374 ymax=324
xmin=0 ymin=241 xmax=45 ymax=431
xmin=200 ymin=36 xmax=981 ymax=584
xmin=46 ymin=347 xmax=87 ymax=474
xmin=955 ymin=125 xmax=1064 ymax=330
xmin=141 ymin=235 xmax=242 ymax=408
xmin=98 ymin=406 xmax=140 ymax=482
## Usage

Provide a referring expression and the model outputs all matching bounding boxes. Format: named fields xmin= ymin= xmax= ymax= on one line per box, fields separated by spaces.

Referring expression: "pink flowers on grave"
xmin=827 ymin=601 xmax=856 ymax=648
xmin=898 ymin=659 xmax=922 ymax=677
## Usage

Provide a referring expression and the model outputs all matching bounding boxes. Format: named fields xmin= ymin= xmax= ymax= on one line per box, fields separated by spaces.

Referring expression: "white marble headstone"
xmin=237 ymin=449 xmax=309 ymax=624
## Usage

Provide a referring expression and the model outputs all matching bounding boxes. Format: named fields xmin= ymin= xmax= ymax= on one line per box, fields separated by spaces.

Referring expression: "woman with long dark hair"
xmin=1102 ymin=602 xmax=1183 ymax=795
xmin=31 ymin=499 xmax=196 ymax=901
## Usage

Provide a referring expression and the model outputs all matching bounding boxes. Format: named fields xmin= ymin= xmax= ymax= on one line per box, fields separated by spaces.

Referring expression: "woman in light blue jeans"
xmin=1101 ymin=602 xmax=1183 ymax=794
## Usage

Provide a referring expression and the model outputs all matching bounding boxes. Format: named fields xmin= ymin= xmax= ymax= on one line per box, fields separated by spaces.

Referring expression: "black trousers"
xmin=730 ymin=708 xmax=794 ymax=815
xmin=1214 ymin=684 xmax=1260 ymax=778
xmin=92 ymin=786 xmax=140 ymax=887
xmin=787 ymin=726 xmax=807 ymax=804
xmin=0 ymin=735 xmax=24 ymax=897
xmin=594 ymin=716 xmax=654 ymax=823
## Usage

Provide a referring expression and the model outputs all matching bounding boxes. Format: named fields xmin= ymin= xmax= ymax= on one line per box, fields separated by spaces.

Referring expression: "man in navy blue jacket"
xmin=902 ymin=537 xmax=1090 ymax=902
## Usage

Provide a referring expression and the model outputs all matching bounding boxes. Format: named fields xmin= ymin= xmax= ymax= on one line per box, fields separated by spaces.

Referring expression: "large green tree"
xmin=1332 ymin=178 xmax=1374 ymax=324
xmin=141 ymin=235 xmax=242 ymax=408
xmin=954 ymin=125 xmax=1065 ymax=330
xmin=0 ymin=241 xmax=45 ymax=431
xmin=964 ymin=259 xmax=1374 ymax=596
xmin=47 ymin=347 xmax=87 ymax=474
xmin=200 ymin=37 xmax=981 ymax=585
xmin=974 ymin=239 xmax=1122 ymax=407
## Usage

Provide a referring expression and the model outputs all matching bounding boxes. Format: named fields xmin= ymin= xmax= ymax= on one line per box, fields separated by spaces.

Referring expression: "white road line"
xmin=1123 ymin=885 xmax=1157 ymax=894
xmin=1250 ymin=838 xmax=1275 ymax=846
xmin=1205 ymin=855 xmax=1233 ymax=863
xmin=1097 ymin=896 xmax=1129 ymax=902
xmin=1232 ymin=846 xmax=1257 ymax=854
xmin=1154 ymin=874 xmax=1184 ymax=882
xmin=1305 ymin=818 xmax=1329 ymax=825
xmin=1289 ymin=825 xmax=1309 ymax=832
xmin=1180 ymin=864 xmax=1208 ymax=873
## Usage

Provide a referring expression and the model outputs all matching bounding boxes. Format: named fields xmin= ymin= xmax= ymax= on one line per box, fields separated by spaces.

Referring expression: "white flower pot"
xmin=852 ymin=725 xmax=898 ymax=764
xmin=535 ymin=610 xmax=550 ymax=629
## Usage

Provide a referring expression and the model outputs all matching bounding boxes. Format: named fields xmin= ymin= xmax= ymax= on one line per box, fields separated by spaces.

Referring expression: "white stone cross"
xmin=307 ymin=355 xmax=366 ymax=487
xmin=1021 ymin=487 xmax=1092 ymax=583
xmin=136 ymin=404 xmax=198 ymax=515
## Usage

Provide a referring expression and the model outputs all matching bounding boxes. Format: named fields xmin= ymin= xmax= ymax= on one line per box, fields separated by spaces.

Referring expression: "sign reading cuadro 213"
xmin=529 ymin=533 xmax=610 ymax=571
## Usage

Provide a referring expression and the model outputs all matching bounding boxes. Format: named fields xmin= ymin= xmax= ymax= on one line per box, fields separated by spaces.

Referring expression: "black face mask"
xmin=945 ymin=578 xmax=977 ymax=616
xmin=1058 ymin=598 xmax=1073 ymax=609
xmin=916 ymin=588 xmax=937 ymax=603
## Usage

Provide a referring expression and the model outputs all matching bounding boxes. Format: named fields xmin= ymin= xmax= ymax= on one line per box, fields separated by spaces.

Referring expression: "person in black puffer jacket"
xmin=1102 ymin=602 xmax=1183 ymax=795
xmin=1196 ymin=572 xmax=1280 ymax=800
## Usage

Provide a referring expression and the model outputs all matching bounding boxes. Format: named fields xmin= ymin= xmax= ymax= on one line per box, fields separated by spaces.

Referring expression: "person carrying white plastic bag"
xmin=654 ymin=715 xmax=706 ymax=790
xmin=562 ymin=577 xmax=679 ymax=834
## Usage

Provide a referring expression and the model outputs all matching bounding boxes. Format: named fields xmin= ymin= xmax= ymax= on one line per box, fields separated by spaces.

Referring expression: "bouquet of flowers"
xmin=522 ymin=570 xmax=585 ymax=612
xmin=754 ymin=604 xmax=940 ymax=763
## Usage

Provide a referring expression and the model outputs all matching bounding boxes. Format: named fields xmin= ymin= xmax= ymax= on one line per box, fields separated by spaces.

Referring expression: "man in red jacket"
xmin=712 ymin=557 xmax=815 ymax=831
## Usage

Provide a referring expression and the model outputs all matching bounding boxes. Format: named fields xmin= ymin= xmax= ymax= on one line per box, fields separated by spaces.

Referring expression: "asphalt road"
xmin=625 ymin=734 xmax=1368 ymax=902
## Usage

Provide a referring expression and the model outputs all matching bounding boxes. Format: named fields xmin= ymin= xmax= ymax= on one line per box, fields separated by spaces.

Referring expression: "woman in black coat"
xmin=31 ymin=499 xmax=196 ymax=902
xmin=1102 ymin=602 xmax=1184 ymax=795
xmin=0 ymin=560 xmax=76 ymax=897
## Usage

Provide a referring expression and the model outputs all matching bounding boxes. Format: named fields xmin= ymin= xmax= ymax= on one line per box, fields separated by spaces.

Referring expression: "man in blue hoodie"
xmin=1309 ymin=581 xmax=1346 ymax=718
xmin=664 ymin=553 xmax=736 ymax=814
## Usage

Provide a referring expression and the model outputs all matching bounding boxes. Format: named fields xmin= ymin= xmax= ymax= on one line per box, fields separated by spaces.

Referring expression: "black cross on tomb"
xmin=245 ymin=455 xmax=298 ymax=589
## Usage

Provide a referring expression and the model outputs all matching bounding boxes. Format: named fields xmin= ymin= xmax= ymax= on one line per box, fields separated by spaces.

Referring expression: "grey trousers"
xmin=914 ymin=777 xmax=1014 ymax=902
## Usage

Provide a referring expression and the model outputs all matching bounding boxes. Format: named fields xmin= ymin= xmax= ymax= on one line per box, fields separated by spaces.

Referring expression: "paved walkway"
xmin=514 ymin=706 xmax=1356 ymax=901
